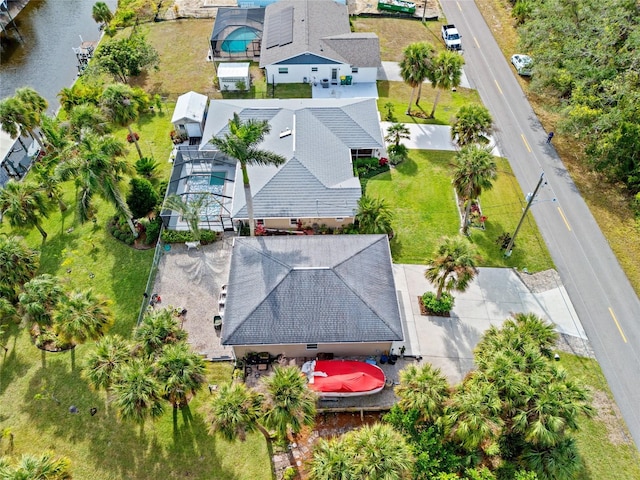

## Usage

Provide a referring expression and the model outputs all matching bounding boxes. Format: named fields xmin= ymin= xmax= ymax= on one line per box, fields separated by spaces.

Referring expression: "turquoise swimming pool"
xmin=221 ymin=27 xmax=258 ymax=53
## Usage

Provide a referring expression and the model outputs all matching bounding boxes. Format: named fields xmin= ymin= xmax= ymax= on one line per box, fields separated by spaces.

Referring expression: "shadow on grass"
xmin=0 ymin=335 xmax=29 ymax=395
xmin=395 ymin=157 xmax=418 ymax=176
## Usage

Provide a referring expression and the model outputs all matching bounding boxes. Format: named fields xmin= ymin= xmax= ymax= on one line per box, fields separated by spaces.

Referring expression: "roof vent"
xmin=279 ymin=128 xmax=292 ymax=138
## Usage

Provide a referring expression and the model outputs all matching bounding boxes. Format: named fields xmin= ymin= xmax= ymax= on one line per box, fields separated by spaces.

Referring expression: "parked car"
xmin=511 ymin=54 xmax=533 ymax=76
xmin=442 ymin=24 xmax=462 ymax=51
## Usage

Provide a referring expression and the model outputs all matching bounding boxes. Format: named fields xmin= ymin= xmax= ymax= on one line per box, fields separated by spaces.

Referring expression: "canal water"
xmin=0 ymin=0 xmax=117 ymax=183
xmin=0 ymin=0 xmax=117 ymax=112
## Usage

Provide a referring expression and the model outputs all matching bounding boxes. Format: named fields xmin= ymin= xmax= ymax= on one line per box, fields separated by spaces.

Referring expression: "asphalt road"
xmin=439 ymin=0 xmax=640 ymax=449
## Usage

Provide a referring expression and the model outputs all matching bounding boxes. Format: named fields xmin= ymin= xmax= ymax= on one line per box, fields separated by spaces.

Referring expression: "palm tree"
xmin=0 ymin=87 xmax=48 ymax=147
xmin=67 ymin=103 xmax=110 ymax=138
xmin=162 ymin=193 xmax=213 ymax=242
xmin=19 ymin=274 xmax=64 ymax=328
xmin=308 ymin=437 xmax=353 ymax=480
xmin=345 ymin=423 xmax=414 ymax=480
xmin=424 ymin=236 xmax=479 ymax=300
xmin=451 ymin=104 xmax=493 ymax=147
xmin=355 ymin=195 xmax=393 ymax=235
xmin=452 ymin=145 xmax=497 ymax=235
xmin=54 ymin=289 xmax=114 ymax=370
xmin=112 ymin=358 xmax=164 ymax=432
xmin=428 ymin=50 xmax=465 ymax=118
xmin=399 ymin=42 xmax=435 ymax=114
xmin=0 ymin=235 xmax=40 ymax=303
xmin=209 ymin=113 xmax=287 ymax=236
xmin=134 ymin=307 xmax=187 ymax=357
xmin=58 ymin=87 xmax=81 ymax=115
xmin=92 ymin=1 xmax=113 ymax=28
xmin=522 ymin=437 xmax=582 ymax=480
xmin=155 ymin=342 xmax=206 ymax=410
xmin=0 ymin=451 xmax=72 ymax=479
xmin=56 ymin=131 xmax=136 ymax=236
xmin=84 ymin=334 xmax=131 ymax=406
xmin=204 ymin=381 xmax=269 ymax=442
xmin=0 ymin=298 xmax=17 ymax=327
xmin=0 ymin=180 xmax=51 ymax=241
xmin=261 ymin=365 xmax=317 ymax=442
xmin=446 ymin=378 xmax=503 ymax=451
xmin=385 ymin=122 xmax=411 ymax=148
xmin=31 ymin=164 xmax=67 ymax=213
xmin=101 ymin=83 xmax=144 ymax=159
xmin=395 ymin=363 xmax=450 ymax=423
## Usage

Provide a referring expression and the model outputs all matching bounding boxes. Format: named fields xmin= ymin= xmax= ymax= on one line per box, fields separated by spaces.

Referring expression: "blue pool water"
xmin=186 ymin=173 xmax=226 ymax=216
xmin=221 ymin=27 xmax=258 ymax=53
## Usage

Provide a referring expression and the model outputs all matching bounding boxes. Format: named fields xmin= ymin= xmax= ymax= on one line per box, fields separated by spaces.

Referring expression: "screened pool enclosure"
xmin=210 ymin=8 xmax=265 ymax=60
xmin=160 ymin=147 xmax=237 ymax=233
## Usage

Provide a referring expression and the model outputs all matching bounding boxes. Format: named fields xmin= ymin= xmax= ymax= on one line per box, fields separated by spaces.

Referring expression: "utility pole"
xmin=504 ymin=172 xmax=545 ymax=257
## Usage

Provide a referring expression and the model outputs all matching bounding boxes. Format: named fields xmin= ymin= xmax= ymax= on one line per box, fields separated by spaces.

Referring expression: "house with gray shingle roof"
xmin=260 ymin=0 xmax=381 ymax=86
xmin=196 ymin=97 xmax=384 ymax=231
xmin=221 ymin=234 xmax=403 ymax=358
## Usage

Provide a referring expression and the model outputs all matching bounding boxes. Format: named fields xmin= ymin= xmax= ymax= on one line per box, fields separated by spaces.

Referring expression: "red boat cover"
xmin=307 ymin=360 xmax=385 ymax=393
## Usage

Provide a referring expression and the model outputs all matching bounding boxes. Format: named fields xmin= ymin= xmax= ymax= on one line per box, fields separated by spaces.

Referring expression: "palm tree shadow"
xmin=0 ymin=337 xmax=29 ymax=395
xmin=397 ymin=157 xmax=418 ymax=176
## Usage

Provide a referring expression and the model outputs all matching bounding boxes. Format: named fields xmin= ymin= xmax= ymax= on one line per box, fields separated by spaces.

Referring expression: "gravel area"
xmin=150 ymin=234 xmax=235 ymax=360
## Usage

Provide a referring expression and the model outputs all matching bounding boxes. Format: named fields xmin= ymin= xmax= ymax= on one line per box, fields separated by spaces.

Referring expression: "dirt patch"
xmin=589 ymin=387 xmax=634 ymax=446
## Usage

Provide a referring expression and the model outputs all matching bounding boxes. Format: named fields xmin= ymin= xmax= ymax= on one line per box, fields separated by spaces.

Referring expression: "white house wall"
xmin=265 ymin=64 xmax=378 ymax=84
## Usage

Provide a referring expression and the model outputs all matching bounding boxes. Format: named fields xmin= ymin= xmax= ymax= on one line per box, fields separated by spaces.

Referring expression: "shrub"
xmin=421 ymin=291 xmax=455 ymax=314
xmin=388 ymin=144 xmax=409 ymax=165
xmin=199 ymin=230 xmax=218 ymax=244
xmin=144 ymin=217 xmax=163 ymax=245
xmin=135 ymin=157 xmax=159 ymax=178
xmin=127 ymin=177 xmax=160 ymax=219
xmin=282 ymin=467 xmax=297 ymax=480
xmin=161 ymin=229 xmax=217 ymax=244
xmin=353 ymin=156 xmax=390 ymax=178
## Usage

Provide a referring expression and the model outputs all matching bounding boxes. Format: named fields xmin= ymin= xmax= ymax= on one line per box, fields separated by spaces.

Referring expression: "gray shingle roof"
xmin=198 ymin=98 xmax=382 ymax=219
xmin=221 ymin=235 xmax=403 ymax=346
xmin=259 ymin=0 xmax=381 ymax=68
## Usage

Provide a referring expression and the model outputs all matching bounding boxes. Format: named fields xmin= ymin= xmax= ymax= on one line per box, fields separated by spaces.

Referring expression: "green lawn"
xmin=0 ymin=106 xmax=272 ymax=479
xmin=365 ymin=150 xmax=554 ymax=271
xmin=561 ymin=354 xmax=640 ymax=479
xmin=378 ymin=81 xmax=484 ymax=125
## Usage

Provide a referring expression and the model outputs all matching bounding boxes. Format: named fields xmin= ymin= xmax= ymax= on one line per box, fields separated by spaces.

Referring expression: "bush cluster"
xmin=421 ymin=291 xmax=455 ymax=314
xmin=160 ymin=229 xmax=218 ymax=244
xmin=108 ymin=216 xmax=136 ymax=245
xmin=354 ymin=157 xmax=391 ymax=179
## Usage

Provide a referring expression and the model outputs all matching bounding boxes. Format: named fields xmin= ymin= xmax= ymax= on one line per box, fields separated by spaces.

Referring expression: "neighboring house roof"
xmin=259 ymin=0 xmax=381 ymax=69
xmin=171 ymin=91 xmax=208 ymax=125
xmin=222 ymin=235 xmax=403 ymax=346
xmin=217 ymin=62 xmax=250 ymax=78
xmin=200 ymin=98 xmax=383 ymax=219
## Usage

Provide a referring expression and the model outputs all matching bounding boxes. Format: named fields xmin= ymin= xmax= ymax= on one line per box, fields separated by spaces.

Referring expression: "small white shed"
xmin=171 ymin=91 xmax=208 ymax=141
xmin=217 ymin=63 xmax=251 ymax=91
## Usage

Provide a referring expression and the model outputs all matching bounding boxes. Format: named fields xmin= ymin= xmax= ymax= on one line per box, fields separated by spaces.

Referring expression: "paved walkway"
xmin=392 ymin=265 xmax=589 ymax=384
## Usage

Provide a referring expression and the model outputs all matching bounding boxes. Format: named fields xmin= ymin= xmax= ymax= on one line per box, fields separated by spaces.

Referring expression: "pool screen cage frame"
xmin=160 ymin=146 xmax=236 ymax=232
xmin=210 ymin=7 xmax=265 ymax=60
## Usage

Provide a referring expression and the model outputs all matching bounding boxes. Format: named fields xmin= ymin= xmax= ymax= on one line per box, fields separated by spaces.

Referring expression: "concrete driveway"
xmin=392 ymin=265 xmax=588 ymax=384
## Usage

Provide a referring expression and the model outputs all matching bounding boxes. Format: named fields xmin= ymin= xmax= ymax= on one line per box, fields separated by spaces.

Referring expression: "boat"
xmin=377 ymin=0 xmax=416 ymax=14
xmin=302 ymin=360 xmax=386 ymax=398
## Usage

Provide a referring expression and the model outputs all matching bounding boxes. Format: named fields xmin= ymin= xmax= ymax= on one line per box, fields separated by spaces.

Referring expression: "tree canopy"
xmin=517 ymin=0 xmax=640 ymax=193
xmin=92 ymin=32 xmax=159 ymax=84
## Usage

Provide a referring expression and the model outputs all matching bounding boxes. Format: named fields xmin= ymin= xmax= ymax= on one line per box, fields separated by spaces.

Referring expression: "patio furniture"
xmin=185 ymin=241 xmax=201 ymax=250
xmin=213 ymin=315 xmax=223 ymax=330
